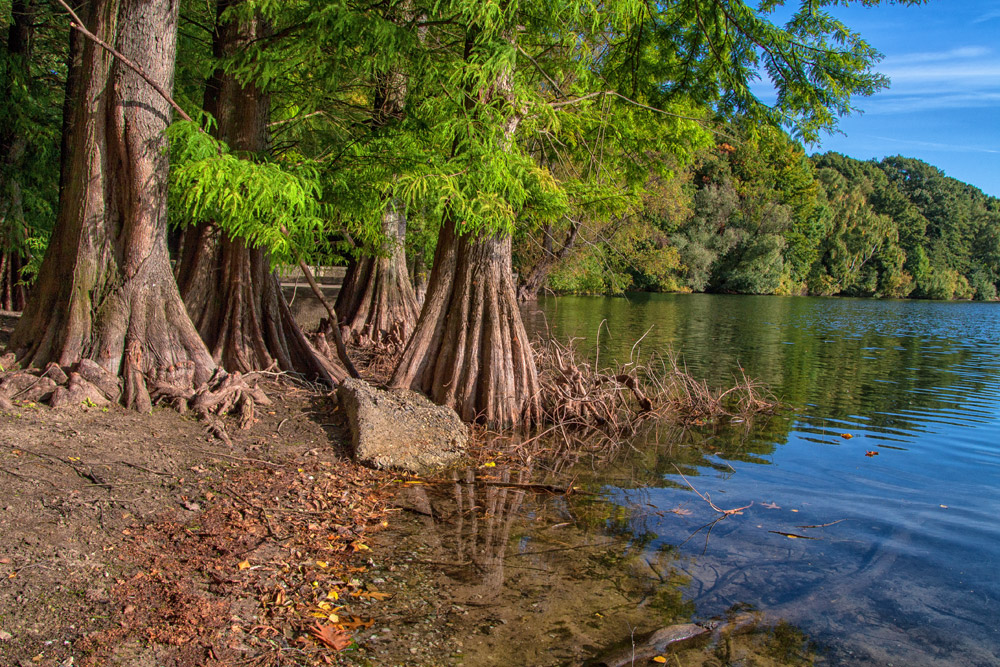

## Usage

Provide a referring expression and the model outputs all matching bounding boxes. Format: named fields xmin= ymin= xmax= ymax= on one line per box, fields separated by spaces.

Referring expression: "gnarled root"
xmin=0 ymin=356 xmax=270 ymax=444
xmin=149 ymin=364 xmax=271 ymax=441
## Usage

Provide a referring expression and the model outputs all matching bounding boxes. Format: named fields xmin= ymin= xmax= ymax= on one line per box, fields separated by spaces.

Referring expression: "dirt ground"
xmin=0 ymin=312 xmax=405 ymax=667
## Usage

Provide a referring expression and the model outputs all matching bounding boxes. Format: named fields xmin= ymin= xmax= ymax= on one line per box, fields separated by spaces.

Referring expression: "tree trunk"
xmin=335 ymin=200 xmax=420 ymax=347
xmin=391 ymin=26 xmax=540 ymax=428
xmin=0 ymin=0 xmax=38 ymax=311
xmin=334 ymin=61 xmax=419 ymax=348
xmin=173 ymin=0 xmax=344 ymax=385
xmin=391 ymin=221 xmax=540 ymax=427
xmin=8 ymin=0 xmax=217 ymax=409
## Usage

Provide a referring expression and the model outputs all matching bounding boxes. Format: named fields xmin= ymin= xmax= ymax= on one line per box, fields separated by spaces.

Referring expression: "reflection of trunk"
xmin=397 ymin=468 xmax=527 ymax=599
xmin=516 ymin=219 xmax=581 ymax=302
xmin=10 ymin=0 xmax=217 ymax=408
xmin=391 ymin=27 xmax=540 ymax=427
xmin=0 ymin=0 xmax=38 ymax=311
xmin=173 ymin=0 xmax=343 ymax=385
xmin=452 ymin=468 xmax=526 ymax=597
xmin=335 ymin=200 xmax=419 ymax=347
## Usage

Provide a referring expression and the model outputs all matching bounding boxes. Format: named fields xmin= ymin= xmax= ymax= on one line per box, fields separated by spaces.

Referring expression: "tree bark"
xmin=391 ymin=220 xmax=540 ymax=427
xmin=0 ymin=0 xmax=38 ymax=311
xmin=9 ymin=0 xmax=217 ymax=409
xmin=335 ymin=200 xmax=420 ymax=347
xmin=335 ymin=61 xmax=420 ymax=348
xmin=173 ymin=0 xmax=344 ymax=386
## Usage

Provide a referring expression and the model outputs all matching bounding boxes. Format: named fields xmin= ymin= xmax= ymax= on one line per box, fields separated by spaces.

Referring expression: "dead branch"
xmin=672 ymin=464 xmax=752 ymax=516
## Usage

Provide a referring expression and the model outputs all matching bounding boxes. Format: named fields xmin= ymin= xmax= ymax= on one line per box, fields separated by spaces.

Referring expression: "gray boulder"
xmin=336 ymin=377 xmax=467 ymax=473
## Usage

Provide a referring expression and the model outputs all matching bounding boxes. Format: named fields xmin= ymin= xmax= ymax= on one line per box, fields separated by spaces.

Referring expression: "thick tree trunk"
xmin=9 ymin=0 xmax=217 ymax=409
xmin=391 ymin=221 xmax=540 ymax=427
xmin=334 ymin=59 xmax=419 ymax=348
xmin=390 ymin=26 xmax=540 ymax=428
xmin=0 ymin=0 xmax=38 ymax=311
xmin=335 ymin=200 xmax=420 ymax=347
xmin=173 ymin=0 xmax=344 ymax=385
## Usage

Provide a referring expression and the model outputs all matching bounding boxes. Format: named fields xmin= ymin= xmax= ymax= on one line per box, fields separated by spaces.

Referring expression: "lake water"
xmin=375 ymin=294 xmax=1000 ymax=666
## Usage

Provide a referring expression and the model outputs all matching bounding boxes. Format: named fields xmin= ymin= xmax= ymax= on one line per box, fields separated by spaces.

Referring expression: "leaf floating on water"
xmin=865 ymin=450 xmax=879 ymax=457
xmin=841 ymin=433 xmax=853 ymax=439
xmin=940 ymin=504 xmax=948 ymax=509
xmin=769 ymin=531 xmax=819 ymax=540
xmin=653 ymin=657 xmax=668 ymax=664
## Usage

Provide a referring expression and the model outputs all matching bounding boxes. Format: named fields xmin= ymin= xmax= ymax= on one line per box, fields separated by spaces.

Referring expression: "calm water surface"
xmin=376 ymin=294 xmax=1000 ymax=666
xmin=523 ymin=294 xmax=1000 ymax=665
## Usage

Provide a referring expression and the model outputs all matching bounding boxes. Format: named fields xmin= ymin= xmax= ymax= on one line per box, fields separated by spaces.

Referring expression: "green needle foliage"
xmin=167 ymin=120 xmax=328 ymax=265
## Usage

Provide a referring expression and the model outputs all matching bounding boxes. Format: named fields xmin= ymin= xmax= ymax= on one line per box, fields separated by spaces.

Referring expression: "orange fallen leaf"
xmin=238 ymin=560 xmax=251 ymax=570
xmin=308 ymin=623 xmax=351 ymax=651
xmin=865 ymin=451 xmax=879 ymax=457
xmin=841 ymin=433 xmax=853 ymax=439
xmin=653 ymin=657 xmax=668 ymax=664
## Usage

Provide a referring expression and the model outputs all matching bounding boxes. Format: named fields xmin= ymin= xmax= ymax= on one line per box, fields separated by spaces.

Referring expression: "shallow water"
xmin=373 ymin=294 xmax=1000 ymax=666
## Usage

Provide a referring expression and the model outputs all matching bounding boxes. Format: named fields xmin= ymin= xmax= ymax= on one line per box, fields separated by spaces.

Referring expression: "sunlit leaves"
xmin=167 ymin=121 xmax=326 ymax=265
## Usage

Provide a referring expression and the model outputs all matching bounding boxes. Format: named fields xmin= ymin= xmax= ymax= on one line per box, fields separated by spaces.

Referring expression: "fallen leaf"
xmin=865 ymin=451 xmax=879 ymax=457
xmin=238 ymin=560 xmax=251 ymax=571
xmin=351 ymin=541 xmax=370 ymax=552
xmin=841 ymin=433 xmax=853 ymax=439
xmin=940 ymin=504 xmax=948 ymax=509
xmin=653 ymin=657 xmax=667 ymax=664
xmin=769 ymin=531 xmax=819 ymax=540
xmin=308 ymin=623 xmax=351 ymax=651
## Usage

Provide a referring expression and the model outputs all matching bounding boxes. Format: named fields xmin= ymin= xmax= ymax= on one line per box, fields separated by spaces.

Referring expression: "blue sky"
xmin=805 ymin=1 xmax=1000 ymax=197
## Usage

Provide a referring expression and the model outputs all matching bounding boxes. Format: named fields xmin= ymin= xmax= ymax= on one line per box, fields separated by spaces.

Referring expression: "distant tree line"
xmin=534 ymin=123 xmax=1000 ymax=301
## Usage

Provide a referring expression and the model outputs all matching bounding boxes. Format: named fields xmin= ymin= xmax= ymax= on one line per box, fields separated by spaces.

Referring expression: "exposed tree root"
xmin=0 ymin=357 xmax=270 ymax=443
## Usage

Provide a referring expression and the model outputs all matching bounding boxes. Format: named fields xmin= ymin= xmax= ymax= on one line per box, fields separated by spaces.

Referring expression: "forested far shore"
xmin=527 ymin=133 xmax=1000 ymax=302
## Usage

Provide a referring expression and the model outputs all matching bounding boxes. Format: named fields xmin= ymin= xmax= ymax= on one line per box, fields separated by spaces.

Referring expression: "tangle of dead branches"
xmin=533 ymin=335 xmax=780 ymax=450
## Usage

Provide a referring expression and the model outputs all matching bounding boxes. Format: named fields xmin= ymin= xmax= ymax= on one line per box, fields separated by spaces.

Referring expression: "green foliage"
xmin=167 ymin=120 xmax=327 ymax=265
xmin=1 ymin=0 xmax=63 ymax=271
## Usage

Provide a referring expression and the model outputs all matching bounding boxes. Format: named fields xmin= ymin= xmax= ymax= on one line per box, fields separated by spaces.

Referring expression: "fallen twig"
xmin=672 ymin=464 xmax=752 ymax=516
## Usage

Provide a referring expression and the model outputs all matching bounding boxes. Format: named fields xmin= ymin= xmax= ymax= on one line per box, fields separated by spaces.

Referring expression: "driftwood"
xmin=588 ymin=613 xmax=760 ymax=667
xmin=588 ymin=623 xmax=709 ymax=667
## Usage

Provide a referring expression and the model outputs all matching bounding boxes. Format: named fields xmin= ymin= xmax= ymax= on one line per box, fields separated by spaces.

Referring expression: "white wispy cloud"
xmin=865 ymin=44 xmax=1000 ymax=113
xmin=972 ymin=9 xmax=1000 ymax=24
xmin=860 ymin=91 xmax=1000 ymax=115
xmin=862 ymin=135 xmax=1000 ymax=155
xmin=883 ymin=46 xmax=992 ymax=65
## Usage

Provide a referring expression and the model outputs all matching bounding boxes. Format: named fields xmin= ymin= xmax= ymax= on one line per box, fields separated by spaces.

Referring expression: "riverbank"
xmin=0 ymin=367 xmax=405 ymax=666
xmin=1 ymin=308 xmax=801 ymax=667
